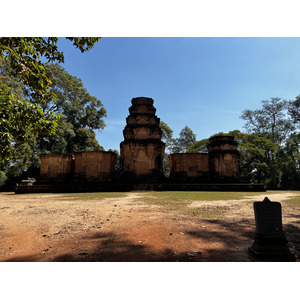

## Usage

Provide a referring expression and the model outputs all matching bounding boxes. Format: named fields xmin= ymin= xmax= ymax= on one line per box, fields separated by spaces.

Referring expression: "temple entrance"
xmin=136 ymin=149 xmax=150 ymax=175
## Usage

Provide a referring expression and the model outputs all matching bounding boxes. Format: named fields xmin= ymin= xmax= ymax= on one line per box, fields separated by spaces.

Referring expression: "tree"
xmin=0 ymin=37 xmax=101 ymax=160
xmin=159 ymin=121 xmax=175 ymax=177
xmin=0 ymin=63 xmax=106 ymax=189
xmin=0 ymin=37 xmax=100 ymax=102
xmin=288 ymin=94 xmax=300 ymax=124
xmin=279 ymin=133 xmax=300 ymax=189
xmin=240 ymin=97 xmax=293 ymax=188
xmin=0 ymin=134 xmax=39 ymax=190
xmin=159 ymin=123 xmax=197 ymax=175
xmin=187 ymin=138 xmax=209 ymax=153
xmin=159 ymin=121 xmax=174 ymax=153
xmin=240 ymin=97 xmax=292 ymax=144
xmin=172 ymin=126 xmax=196 ymax=153
xmin=0 ymin=82 xmax=58 ymax=160
xmin=33 ymin=63 xmax=106 ymax=154
xmin=228 ymin=130 xmax=280 ymax=186
xmin=108 ymin=149 xmax=122 ymax=177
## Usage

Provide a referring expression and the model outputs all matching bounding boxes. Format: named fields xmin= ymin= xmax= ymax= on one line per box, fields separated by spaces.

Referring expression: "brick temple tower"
xmin=120 ymin=97 xmax=165 ymax=182
xmin=208 ymin=135 xmax=240 ymax=182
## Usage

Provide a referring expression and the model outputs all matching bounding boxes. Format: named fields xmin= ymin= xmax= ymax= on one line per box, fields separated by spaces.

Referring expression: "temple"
xmin=16 ymin=97 xmax=265 ymax=193
xmin=120 ymin=97 xmax=165 ymax=183
xmin=169 ymin=135 xmax=240 ymax=183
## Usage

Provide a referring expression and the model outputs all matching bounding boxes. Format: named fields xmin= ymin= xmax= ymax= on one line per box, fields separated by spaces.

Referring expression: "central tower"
xmin=120 ymin=97 xmax=165 ymax=182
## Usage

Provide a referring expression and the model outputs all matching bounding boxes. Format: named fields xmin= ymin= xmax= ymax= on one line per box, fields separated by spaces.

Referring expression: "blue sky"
xmin=57 ymin=37 xmax=300 ymax=151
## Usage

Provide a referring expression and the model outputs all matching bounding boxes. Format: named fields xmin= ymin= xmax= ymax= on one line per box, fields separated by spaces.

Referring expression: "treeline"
xmin=161 ymin=97 xmax=300 ymax=190
xmin=1 ymin=38 xmax=300 ymax=190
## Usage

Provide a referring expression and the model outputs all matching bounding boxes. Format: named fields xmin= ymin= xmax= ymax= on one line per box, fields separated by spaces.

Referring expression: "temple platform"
xmin=15 ymin=182 xmax=265 ymax=193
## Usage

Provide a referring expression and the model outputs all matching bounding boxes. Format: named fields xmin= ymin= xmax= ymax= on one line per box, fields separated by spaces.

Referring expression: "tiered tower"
xmin=120 ymin=97 xmax=165 ymax=182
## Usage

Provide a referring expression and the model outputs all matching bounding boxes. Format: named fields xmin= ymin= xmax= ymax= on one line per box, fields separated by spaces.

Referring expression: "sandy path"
xmin=0 ymin=191 xmax=299 ymax=262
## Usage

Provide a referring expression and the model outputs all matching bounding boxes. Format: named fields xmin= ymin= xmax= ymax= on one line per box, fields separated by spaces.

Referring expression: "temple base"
xmin=15 ymin=182 xmax=265 ymax=193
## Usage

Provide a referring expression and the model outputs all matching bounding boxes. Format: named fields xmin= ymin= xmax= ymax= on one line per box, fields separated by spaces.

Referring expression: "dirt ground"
xmin=0 ymin=191 xmax=299 ymax=262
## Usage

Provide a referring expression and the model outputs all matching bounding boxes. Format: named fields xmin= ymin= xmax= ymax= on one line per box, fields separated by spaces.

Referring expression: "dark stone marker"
xmin=248 ymin=197 xmax=296 ymax=261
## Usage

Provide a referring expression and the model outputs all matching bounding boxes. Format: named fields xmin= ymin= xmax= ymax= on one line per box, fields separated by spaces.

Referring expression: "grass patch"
xmin=57 ymin=192 xmax=128 ymax=200
xmin=137 ymin=191 xmax=296 ymax=220
xmin=144 ymin=191 xmax=269 ymax=201
xmin=185 ymin=207 xmax=224 ymax=219
xmin=139 ymin=196 xmax=190 ymax=210
xmin=136 ymin=191 xmax=238 ymax=219
xmin=284 ymin=197 xmax=300 ymax=206
xmin=16 ymin=192 xmax=128 ymax=201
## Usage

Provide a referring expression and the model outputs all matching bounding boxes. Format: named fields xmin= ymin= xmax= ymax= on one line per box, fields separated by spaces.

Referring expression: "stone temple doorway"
xmin=136 ymin=148 xmax=150 ymax=175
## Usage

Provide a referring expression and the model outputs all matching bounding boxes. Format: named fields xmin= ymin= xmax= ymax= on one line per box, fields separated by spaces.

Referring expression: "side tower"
xmin=120 ymin=97 xmax=165 ymax=182
xmin=208 ymin=135 xmax=240 ymax=182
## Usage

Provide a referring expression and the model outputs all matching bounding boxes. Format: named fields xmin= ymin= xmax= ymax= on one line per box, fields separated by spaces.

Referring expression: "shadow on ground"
xmin=3 ymin=217 xmax=299 ymax=262
xmin=2 ymin=219 xmax=251 ymax=262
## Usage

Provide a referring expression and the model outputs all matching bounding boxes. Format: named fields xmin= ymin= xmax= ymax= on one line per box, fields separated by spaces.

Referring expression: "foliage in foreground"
xmin=1 ymin=58 xmax=106 ymax=189
xmin=0 ymin=37 xmax=101 ymax=161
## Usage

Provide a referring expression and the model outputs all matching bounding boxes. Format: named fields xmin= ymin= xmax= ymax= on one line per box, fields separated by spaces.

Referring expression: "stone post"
xmin=248 ymin=197 xmax=296 ymax=261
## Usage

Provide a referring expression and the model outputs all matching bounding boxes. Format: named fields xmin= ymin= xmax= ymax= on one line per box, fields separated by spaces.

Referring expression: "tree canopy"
xmin=34 ymin=63 xmax=106 ymax=154
xmin=0 ymin=37 xmax=101 ymax=160
xmin=171 ymin=126 xmax=196 ymax=153
xmin=0 ymin=83 xmax=57 ymax=159
xmin=1 ymin=38 xmax=103 ymax=189
xmin=240 ymin=98 xmax=292 ymax=187
xmin=0 ymin=37 xmax=100 ymax=102
xmin=187 ymin=139 xmax=209 ymax=153
xmin=159 ymin=121 xmax=174 ymax=153
xmin=288 ymin=94 xmax=300 ymax=124
xmin=0 ymin=61 xmax=106 ymax=189
xmin=240 ymin=97 xmax=293 ymax=144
